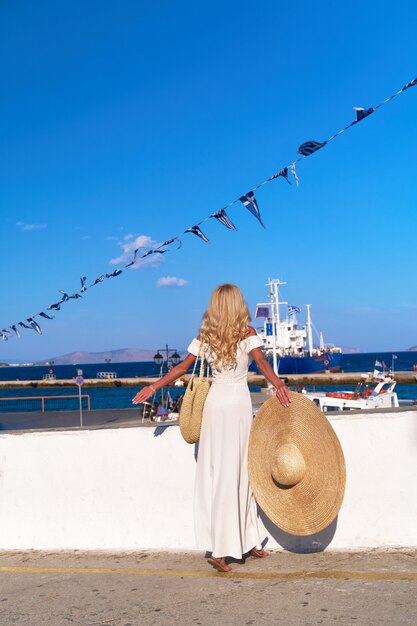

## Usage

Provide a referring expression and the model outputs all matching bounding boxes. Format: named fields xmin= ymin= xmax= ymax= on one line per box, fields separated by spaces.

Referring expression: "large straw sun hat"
xmin=248 ymin=392 xmax=346 ymax=536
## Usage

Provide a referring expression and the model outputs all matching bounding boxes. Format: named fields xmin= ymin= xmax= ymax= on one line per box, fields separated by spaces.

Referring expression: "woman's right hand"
xmin=132 ymin=386 xmax=155 ymax=405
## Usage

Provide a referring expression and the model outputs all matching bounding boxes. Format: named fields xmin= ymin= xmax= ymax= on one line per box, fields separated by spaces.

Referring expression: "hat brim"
xmin=249 ymin=392 xmax=346 ymax=536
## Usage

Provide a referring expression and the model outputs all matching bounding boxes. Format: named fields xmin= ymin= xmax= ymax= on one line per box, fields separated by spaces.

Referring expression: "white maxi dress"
xmin=187 ymin=336 xmax=267 ymax=559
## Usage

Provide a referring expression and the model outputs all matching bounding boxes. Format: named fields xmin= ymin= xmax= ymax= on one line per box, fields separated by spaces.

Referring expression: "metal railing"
xmin=0 ymin=394 xmax=91 ymax=413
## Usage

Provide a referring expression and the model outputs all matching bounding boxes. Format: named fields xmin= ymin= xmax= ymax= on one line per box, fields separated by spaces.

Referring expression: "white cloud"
xmin=123 ymin=233 xmax=134 ymax=241
xmin=16 ymin=221 xmax=47 ymax=232
xmin=109 ymin=234 xmax=163 ymax=269
xmin=157 ymin=276 xmax=188 ymax=287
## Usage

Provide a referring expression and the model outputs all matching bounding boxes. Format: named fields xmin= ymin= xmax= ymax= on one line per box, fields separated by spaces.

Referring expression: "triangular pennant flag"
xmin=80 ymin=276 xmax=87 ymax=292
xmin=402 ymin=78 xmax=417 ymax=91
xmin=110 ymin=268 xmax=123 ymax=277
xmin=269 ymin=167 xmax=291 ymax=184
xmin=140 ymin=250 xmax=166 ymax=259
xmin=2 ymin=328 xmax=13 ymax=339
xmin=10 ymin=324 xmax=21 ymax=338
xmin=185 ymin=225 xmax=210 ymax=243
xmin=298 ymin=140 xmax=327 ymax=156
xmin=157 ymin=238 xmax=176 ymax=248
xmin=37 ymin=311 xmax=55 ymax=320
xmin=290 ymin=163 xmax=299 ymax=186
xmin=70 ymin=293 xmax=82 ymax=299
xmin=18 ymin=321 xmax=32 ymax=329
xmin=353 ymin=107 xmax=374 ymax=122
xmin=211 ymin=209 xmax=237 ymax=231
xmin=59 ymin=290 xmax=70 ymax=303
xmin=239 ymin=191 xmax=265 ymax=228
xmin=48 ymin=302 xmax=61 ymax=311
xmin=0 ymin=331 xmax=8 ymax=341
xmin=125 ymin=247 xmax=143 ymax=268
xmin=93 ymin=274 xmax=110 ymax=285
xmin=27 ymin=318 xmax=42 ymax=334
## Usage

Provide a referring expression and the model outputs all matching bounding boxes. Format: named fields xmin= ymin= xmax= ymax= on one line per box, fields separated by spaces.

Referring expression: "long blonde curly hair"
xmin=199 ymin=284 xmax=251 ymax=368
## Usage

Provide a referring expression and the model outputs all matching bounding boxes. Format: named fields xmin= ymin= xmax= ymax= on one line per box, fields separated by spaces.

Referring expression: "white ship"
xmin=253 ymin=278 xmax=342 ymax=375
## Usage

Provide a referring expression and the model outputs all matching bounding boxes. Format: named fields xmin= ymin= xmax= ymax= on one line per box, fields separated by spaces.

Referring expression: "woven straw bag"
xmin=179 ymin=351 xmax=210 ymax=444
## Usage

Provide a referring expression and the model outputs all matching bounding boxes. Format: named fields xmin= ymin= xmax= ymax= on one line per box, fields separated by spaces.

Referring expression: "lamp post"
xmin=153 ymin=344 xmax=181 ymax=404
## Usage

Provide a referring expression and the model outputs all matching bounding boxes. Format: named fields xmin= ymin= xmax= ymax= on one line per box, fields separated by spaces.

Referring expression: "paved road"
xmin=1 ymin=549 xmax=416 ymax=625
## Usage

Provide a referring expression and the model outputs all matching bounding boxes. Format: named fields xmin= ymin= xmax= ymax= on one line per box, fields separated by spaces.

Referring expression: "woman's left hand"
xmin=132 ymin=386 xmax=155 ymax=405
xmin=275 ymin=383 xmax=291 ymax=408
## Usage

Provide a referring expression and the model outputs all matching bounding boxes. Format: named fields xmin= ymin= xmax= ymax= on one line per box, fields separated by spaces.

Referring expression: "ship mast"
xmin=267 ymin=278 xmax=287 ymax=375
xmin=306 ymin=304 xmax=313 ymax=356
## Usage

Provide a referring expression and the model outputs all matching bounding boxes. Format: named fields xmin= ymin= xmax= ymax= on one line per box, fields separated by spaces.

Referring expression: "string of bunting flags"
xmin=1 ymin=76 xmax=416 ymax=342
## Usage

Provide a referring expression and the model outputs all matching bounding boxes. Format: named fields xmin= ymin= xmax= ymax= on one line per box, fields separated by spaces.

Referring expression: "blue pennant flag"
xmin=353 ymin=107 xmax=374 ymax=122
xmin=37 ymin=311 xmax=55 ymax=320
xmin=0 ymin=331 xmax=8 ymax=341
xmin=93 ymin=274 xmax=110 ymax=285
xmin=18 ymin=321 xmax=32 ymax=329
xmin=2 ymin=328 xmax=13 ymax=339
xmin=269 ymin=167 xmax=291 ymax=184
xmin=80 ymin=276 xmax=87 ymax=292
xmin=298 ymin=140 xmax=327 ymax=156
xmin=239 ymin=192 xmax=265 ymax=228
xmin=185 ymin=225 xmax=210 ymax=243
xmin=125 ymin=248 xmax=142 ymax=268
xmin=70 ymin=293 xmax=82 ymax=299
xmin=158 ymin=238 xmax=176 ymax=248
xmin=48 ymin=302 xmax=61 ymax=311
xmin=110 ymin=268 xmax=123 ymax=277
xmin=211 ymin=209 xmax=237 ymax=231
xmin=10 ymin=325 xmax=21 ymax=338
xmin=59 ymin=290 xmax=70 ymax=303
xmin=141 ymin=249 xmax=166 ymax=259
xmin=402 ymin=78 xmax=417 ymax=91
xmin=27 ymin=318 xmax=42 ymax=334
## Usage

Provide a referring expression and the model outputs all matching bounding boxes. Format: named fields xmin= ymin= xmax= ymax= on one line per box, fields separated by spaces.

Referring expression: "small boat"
xmin=252 ymin=278 xmax=342 ymax=375
xmin=303 ymin=375 xmax=399 ymax=412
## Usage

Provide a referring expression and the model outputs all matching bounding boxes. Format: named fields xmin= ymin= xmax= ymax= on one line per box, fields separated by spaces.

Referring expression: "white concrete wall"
xmin=0 ymin=410 xmax=416 ymax=552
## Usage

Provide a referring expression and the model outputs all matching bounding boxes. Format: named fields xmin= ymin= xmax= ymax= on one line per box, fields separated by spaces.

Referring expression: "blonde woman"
xmin=133 ymin=284 xmax=291 ymax=572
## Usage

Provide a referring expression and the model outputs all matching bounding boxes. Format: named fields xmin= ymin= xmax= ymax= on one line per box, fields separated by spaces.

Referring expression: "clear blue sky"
xmin=1 ymin=0 xmax=416 ymax=361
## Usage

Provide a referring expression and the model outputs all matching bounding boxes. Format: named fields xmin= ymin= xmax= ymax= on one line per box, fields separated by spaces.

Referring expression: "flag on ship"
xmin=373 ymin=369 xmax=385 ymax=380
xmin=255 ymin=306 xmax=270 ymax=318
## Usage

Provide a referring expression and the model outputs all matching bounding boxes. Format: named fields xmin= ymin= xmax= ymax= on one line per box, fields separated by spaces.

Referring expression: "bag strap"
xmin=190 ymin=346 xmax=210 ymax=380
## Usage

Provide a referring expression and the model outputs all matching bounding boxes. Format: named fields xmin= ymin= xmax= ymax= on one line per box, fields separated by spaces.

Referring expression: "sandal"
xmin=250 ymin=547 xmax=269 ymax=558
xmin=207 ymin=557 xmax=231 ymax=572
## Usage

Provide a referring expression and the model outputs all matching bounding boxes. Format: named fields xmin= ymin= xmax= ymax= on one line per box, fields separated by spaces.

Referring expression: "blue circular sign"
xmin=75 ymin=376 xmax=84 ymax=386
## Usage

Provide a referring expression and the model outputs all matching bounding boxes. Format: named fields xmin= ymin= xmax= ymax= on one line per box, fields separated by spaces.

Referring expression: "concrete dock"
xmin=1 ymin=549 xmax=416 ymax=625
xmin=0 ymin=371 xmax=416 ymax=388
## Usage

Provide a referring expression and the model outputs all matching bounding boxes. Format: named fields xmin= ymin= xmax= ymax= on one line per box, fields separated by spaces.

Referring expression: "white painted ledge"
xmin=0 ymin=410 xmax=416 ymax=552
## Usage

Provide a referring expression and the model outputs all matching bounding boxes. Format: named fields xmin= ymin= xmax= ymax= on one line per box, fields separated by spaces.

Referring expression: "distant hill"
xmin=408 ymin=346 xmax=417 ymax=352
xmin=41 ymin=348 xmax=186 ymax=365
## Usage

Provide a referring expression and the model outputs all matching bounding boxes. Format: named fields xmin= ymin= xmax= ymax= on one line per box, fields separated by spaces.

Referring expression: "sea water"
xmin=0 ymin=352 xmax=415 ymax=414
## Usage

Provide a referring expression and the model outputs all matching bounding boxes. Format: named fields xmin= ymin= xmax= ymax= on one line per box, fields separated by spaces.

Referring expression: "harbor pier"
xmin=0 ymin=370 xmax=415 ymax=389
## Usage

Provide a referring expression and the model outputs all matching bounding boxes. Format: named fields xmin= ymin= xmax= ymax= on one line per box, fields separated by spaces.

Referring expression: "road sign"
xmin=75 ymin=376 xmax=84 ymax=386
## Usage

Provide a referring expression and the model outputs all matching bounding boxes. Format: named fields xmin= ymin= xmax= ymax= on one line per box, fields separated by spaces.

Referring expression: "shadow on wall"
xmin=260 ymin=508 xmax=338 ymax=553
